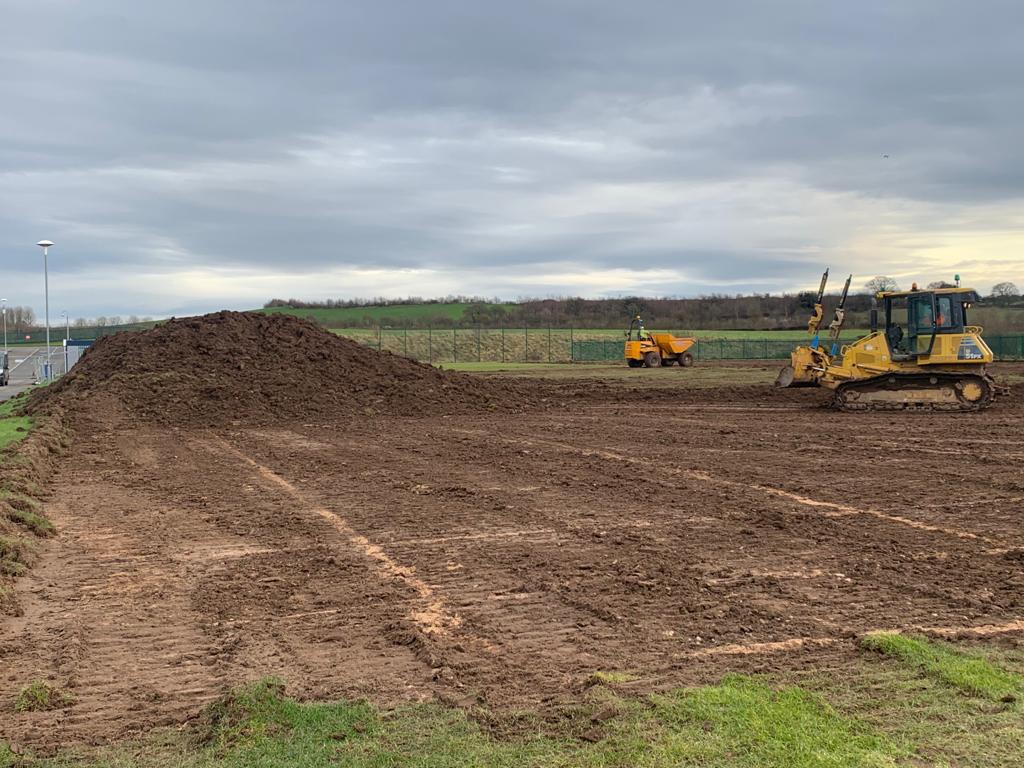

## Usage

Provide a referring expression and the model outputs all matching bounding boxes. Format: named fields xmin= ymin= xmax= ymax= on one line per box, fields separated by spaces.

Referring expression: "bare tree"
xmin=8 ymin=306 xmax=36 ymax=332
xmin=863 ymin=276 xmax=900 ymax=293
xmin=990 ymin=281 xmax=1020 ymax=298
xmin=927 ymin=281 xmax=956 ymax=289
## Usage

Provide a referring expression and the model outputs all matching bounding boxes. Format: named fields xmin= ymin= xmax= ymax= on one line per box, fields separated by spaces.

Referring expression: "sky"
xmin=1 ymin=1 xmax=1023 ymax=318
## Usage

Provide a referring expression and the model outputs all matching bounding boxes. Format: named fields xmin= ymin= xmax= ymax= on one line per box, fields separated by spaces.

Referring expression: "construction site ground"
xmin=3 ymin=361 xmax=1024 ymax=751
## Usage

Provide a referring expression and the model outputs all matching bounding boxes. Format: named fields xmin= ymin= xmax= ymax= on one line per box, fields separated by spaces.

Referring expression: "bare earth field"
xmin=2 ymin=362 xmax=1023 ymax=751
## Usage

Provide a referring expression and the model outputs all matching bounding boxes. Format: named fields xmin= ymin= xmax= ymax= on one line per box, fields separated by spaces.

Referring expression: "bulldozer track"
xmin=834 ymin=372 xmax=997 ymax=412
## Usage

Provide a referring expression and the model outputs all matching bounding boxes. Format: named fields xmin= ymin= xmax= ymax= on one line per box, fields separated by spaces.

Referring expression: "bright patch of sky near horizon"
xmin=1 ymin=1 xmax=1022 ymax=317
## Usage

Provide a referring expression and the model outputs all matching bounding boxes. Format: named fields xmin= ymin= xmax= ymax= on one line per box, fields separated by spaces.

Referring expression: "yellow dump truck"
xmin=624 ymin=316 xmax=696 ymax=368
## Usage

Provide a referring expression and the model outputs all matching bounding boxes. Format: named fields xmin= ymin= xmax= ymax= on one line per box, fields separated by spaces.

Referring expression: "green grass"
xmin=0 ymin=392 xmax=37 ymax=452
xmin=860 ymin=632 xmax=1022 ymax=701
xmin=587 ymin=670 xmax=641 ymax=685
xmin=257 ymin=302 xmax=515 ymax=326
xmin=330 ymin=327 xmax=845 ymax=364
xmin=257 ymin=302 xmax=871 ymax=338
xmin=438 ymin=361 xmax=575 ymax=373
xmin=9 ymin=648 xmax=1024 ymax=766
xmin=442 ymin=360 xmax=781 ymax=388
xmin=5 ymin=506 xmax=54 ymax=536
xmin=5 ymin=675 xmax=909 ymax=767
xmin=0 ymin=535 xmax=29 ymax=576
xmin=0 ymin=398 xmax=22 ymax=418
xmin=0 ymin=415 xmax=33 ymax=452
xmin=800 ymin=641 xmax=1024 ymax=767
xmin=646 ymin=675 xmax=903 ymax=767
xmin=14 ymin=681 xmax=75 ymax=713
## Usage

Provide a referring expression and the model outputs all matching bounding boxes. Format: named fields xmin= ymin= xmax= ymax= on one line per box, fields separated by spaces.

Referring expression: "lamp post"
xmin=36 ymin=240 xmax=54 ymax=379
xmin=1 ymin=298 xmax=7 ymax=353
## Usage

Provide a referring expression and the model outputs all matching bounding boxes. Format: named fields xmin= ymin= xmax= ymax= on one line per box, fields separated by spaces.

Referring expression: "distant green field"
xmin=331 ymin=326 xmax=866 ymax=341
xmin=255 ymin=304 xmax=871 ymax=337
xmin=257 ymin=303 xmax=515 ymax=325
xmin=326 ymin=326 xmax=866 ymax=364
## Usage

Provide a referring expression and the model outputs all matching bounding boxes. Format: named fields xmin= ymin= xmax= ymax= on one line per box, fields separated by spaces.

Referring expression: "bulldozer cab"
xmin=877 ymin=288 xmax=979 ymax=360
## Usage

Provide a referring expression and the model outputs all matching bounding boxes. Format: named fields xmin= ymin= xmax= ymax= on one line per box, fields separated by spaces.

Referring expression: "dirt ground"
xmin=3 ymin=364 xmax=1024 ymax=750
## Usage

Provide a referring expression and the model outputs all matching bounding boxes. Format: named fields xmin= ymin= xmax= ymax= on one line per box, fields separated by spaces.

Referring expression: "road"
xmin=1 ymin=346 xmax=63 ymax=402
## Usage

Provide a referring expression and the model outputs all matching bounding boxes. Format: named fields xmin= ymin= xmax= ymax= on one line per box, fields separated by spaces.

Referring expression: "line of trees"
xmin=264 ymin=295 xmax=502 ymax=309
xmin=1 ymin=310 xmax=155 ymax=334
xmin=0 ymin=306 xmax=36 ymax=333
xmin=270 ymin=276 xmax=1024 ymax=331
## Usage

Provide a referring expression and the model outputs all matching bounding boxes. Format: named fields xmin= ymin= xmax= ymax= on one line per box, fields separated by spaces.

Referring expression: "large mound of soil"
xmin=29 ymin=311 xmax=518 ymax=426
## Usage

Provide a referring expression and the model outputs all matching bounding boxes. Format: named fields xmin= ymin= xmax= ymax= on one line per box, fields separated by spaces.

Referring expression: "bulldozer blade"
xmin=775 ymin=365 xmax=796 ymax=387
xmin=775 ymin=364 xmax=818 ymax=388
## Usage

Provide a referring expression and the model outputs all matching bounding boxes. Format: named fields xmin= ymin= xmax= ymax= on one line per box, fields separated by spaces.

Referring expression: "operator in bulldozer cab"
xmin=777 ymin=270 xmax=1001 ymax=410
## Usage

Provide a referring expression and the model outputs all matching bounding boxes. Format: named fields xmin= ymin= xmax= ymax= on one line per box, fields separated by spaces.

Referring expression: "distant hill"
xmin=257 ymin=302 xmax=515 ymax=327
xmin=257 ymin=295 xmax=846 ymax=330
xmin=257 ymin=295 xmax=1024 ymax=334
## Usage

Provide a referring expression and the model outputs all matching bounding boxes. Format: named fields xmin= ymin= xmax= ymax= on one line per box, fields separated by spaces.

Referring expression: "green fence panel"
xmin=989 ymin=335 xmax=1024 ymax=360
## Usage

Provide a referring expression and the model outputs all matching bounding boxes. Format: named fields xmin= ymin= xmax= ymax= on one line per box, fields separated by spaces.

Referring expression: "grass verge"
xmin=0 ymin=391 xmax=65 ymax=614
xmin=0 ymin=404 xmax=33 ymax=452
xmin=3 ymin=674 xmax=906 ymax=767
xmin=860 ymin=632 xmax=1022 ymax=701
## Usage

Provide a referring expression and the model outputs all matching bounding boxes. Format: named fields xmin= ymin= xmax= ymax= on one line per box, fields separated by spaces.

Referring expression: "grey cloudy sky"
xmin=2 ymin=0 xmax=1023 ymax=317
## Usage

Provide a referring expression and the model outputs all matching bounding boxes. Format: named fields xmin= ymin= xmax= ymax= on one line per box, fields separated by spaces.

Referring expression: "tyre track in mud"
xmin=224 ymin=409 xmax=1023 ymax=703
xmin=3 ymin=376 xmax=1024 ymax=750
xmin=0 ymin=426 xmax=439 ymax=751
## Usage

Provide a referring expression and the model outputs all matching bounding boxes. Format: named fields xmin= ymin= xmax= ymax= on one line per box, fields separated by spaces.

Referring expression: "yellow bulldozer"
xmin=624 ymin=316 xmax=696 ymax=368
xmin=776 ymin=269 xmax=1002 ymax=411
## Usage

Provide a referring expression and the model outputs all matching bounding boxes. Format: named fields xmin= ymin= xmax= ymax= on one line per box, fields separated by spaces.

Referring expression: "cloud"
xmin=1 ymin=0 xmax=1022 ymax=316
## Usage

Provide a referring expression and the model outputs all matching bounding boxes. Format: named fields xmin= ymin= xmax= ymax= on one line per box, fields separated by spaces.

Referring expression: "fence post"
xmin=378 ymin=326 xmax=382 ymax=352
xmin=404 ymin=326 xmax=408 ymax=357
xmin=524 ymin=324 xmax=528 ymax=363
xmin=547 ymin=326 xmax=552 ymax=363
xmin=501 ymin=326 xmax=505 ymax=363
xmin=453 ymin=327 xmax=457 ymax=363
xmin=428 ymin=326 xmax=433 ymax=364
xmin=570 ymin=328 xmax=574 ymax=361
xmin=477 ymin=325 xmax=482 ymax=362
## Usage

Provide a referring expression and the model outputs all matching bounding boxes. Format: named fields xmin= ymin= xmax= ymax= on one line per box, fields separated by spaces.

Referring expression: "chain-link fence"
xmin=573 ymin=334 xmax=1024 ymax=362
xmin=987 ymin=335 xmax=1024 ymax=360
xmin=9 ymin=322 xmax=155 ymax=345
xmin=350 ymin=327 xmax=1024 ymax=363
xmin=571 ymin=337 xmax=868 ymax=362
xmin=12 ymin=323 xmax=1024 ymax=363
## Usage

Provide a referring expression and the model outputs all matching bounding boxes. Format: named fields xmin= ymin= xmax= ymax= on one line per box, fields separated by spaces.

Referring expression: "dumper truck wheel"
xmin=627 ymin=358 xmax=643 ymax=368
xmin=679 ymin=353 xmax=694 ymax=367
xmin=643 ymin=352 xmax=662 ymax=368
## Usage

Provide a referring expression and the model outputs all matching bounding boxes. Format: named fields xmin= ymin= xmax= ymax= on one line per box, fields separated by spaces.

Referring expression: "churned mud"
xmin=3 ymin=314 xmax=1021 ymax=750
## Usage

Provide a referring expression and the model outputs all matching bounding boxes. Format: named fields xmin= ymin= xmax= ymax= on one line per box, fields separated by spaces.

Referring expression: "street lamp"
xmin=1 ymin=298 xmax=7 ymax=353
xmin=36 ymin=240 xmax=54 ymax=379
